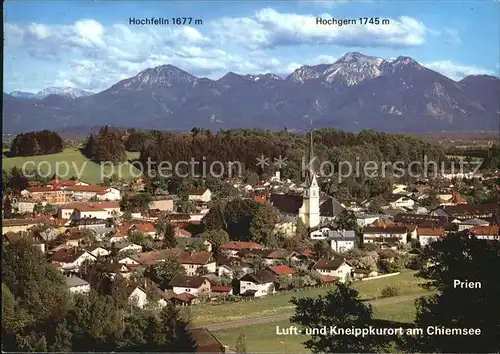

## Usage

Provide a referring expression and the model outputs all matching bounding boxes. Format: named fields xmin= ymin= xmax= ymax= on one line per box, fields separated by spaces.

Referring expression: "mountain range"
xmin=3 ymin=52 xmax=499 ymax=133
xmin=9 ymin=87 xmax=94 ymax=100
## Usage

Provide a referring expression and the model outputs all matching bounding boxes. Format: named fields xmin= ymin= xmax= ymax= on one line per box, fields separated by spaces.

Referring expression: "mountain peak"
xmin=338 ymin=52 xmax=367 ymax=61
xmin=113 ymin=64 xmax=197 ymax=91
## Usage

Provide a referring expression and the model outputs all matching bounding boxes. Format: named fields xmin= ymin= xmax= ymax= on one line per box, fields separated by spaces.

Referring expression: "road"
xmin=197 ymin=294 xmax=421 ymax=332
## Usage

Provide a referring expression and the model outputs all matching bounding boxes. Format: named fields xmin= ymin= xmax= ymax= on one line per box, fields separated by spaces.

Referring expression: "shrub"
xmin=381 ymin=285 xmax=400 ymax=298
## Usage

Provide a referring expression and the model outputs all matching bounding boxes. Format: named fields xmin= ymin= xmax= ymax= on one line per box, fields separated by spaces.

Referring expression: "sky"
xmin=4 ymin=0 xmax=500 ymax=93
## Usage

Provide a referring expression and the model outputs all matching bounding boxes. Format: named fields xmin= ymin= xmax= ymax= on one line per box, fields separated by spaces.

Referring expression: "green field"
xmin=191 ymin=271 xmax=428 ymax=326
xmin=2 ymin=148 xmax=141 ymax=184
xmin=214 ymin=298 xmax=420 ymax=353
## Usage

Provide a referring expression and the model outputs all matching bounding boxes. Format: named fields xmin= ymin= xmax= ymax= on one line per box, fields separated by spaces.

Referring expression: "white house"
xmin=86 ymin=246 xmax=111 ymax=257
xmin=96 ymin=187 xmax=121 ymax=201
xmin=356 ymin=214 xmax=382 ymax=228
xmin=239 ymin=269 xmax=277 ymax=297
xmin=312 ymin=258 xmax=353 ymax=283
xmin=128 ymin=286 xmax=149 ymax=308
xmin=114 ymin=242 xmax=143 ymax=254
xmin=169 ymin=275 xmax=211 ymax=296
xmin=470 ymin=225 xmax=499 ymax=240
xmin=392 ymin=184 xmax=408 ymax=194
xmin=58 ymin=201 xmax=121 ymax=219
xmin=66 ymin=275 xmax=91 ymax=294
xmin=71 ymin=207 xmax=109 ymax=220
xmin=388 ymin=195 xmax=415 ymax=210
xmin=310 ymin=227 xmax=332 ymax=240
xmin=188 ymin=188 xmax=212 ymax=203
xmin=180 ymin=251 xmax=216 ymax=276
xmin=363 ymin=226 xmax=408 ymax=245
xmin=328 ymin=230 xmax=356 ymax=253
xmin=458 ymin=218 xmax=490 ymax=231
xmin=51 ymin=249 xmax=97 ymax=270
xmin=417 ymin=227 xmax=445 ymax=246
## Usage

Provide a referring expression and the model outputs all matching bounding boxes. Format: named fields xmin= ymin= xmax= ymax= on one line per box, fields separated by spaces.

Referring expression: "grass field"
xmin=213 ymin=297 xmax=420 ymax=353
xmin=191 ymin=271 xmax=428 ymax=326
xmin=2 ymin=148 xmax=141 ymax=184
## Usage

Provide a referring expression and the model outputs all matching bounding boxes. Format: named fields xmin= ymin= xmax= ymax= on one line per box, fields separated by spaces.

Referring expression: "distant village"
xmin=3 ymin=152 xmax=499 ymax=312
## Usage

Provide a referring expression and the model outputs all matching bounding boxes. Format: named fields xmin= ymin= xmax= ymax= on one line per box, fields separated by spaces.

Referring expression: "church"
xmin=270 ymin=130 xmax=344 ymax=230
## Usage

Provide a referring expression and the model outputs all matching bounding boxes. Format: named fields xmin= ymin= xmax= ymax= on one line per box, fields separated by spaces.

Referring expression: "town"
xmin=2 ymin=126 xmax=499 ymax=352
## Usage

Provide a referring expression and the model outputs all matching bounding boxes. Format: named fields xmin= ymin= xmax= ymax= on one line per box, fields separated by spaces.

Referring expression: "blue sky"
xmin=4 ymin=0 xmax=499 ymax=93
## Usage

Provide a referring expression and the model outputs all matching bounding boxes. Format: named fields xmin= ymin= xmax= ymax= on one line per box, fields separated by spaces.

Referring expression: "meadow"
xmin=2 ymin=148 xmax=140 ymax=184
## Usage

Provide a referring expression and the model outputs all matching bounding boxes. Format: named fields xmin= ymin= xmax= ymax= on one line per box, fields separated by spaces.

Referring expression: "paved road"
xmin=198 ymin=294 xmax=421 ymax=332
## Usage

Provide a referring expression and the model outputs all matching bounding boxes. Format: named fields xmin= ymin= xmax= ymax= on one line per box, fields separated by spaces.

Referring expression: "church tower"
xmin=299 ymin=129 xmax=320 ymax=228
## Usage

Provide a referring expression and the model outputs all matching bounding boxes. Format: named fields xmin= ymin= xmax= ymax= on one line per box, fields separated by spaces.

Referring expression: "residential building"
xmin=51 ymin=248 xmax=97 ymax=270
xmin=169 ymin=275 xmax=211 ymax=296
xmin=418 ymin=227 xmax=445 ymax=246
xmin=188 ymin=188 xmax=212 ymax=203
xmin=363 ymin=226 xmax=408 ymax=245
xmin=239 ymin=269 xmax=277 ymax=297
xmin=328 ymin=230 xmax=356 ymax=253
xmin=470 ymin=225 xmax=499 ymax=240
xmin=458 ymin=218 xmax=490 ymax=231
xmin=312 ymin=258 xmax=353 ymax=283
xmin=219 ymin=241 xmax=265 ymax=256
xmin=180 ymin=251 xmax=216 ymax=275
xmin=149 ymin=196 xmax=174 ymax=211
xmin=269 ymin=265 xmax=296 ymax=277
xmin=66 ymin=275 xmax=91 ymax=294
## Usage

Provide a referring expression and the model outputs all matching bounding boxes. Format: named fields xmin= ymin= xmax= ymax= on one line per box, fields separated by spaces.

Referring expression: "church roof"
xmin=269 ymin=193 xmax=344 ymax=218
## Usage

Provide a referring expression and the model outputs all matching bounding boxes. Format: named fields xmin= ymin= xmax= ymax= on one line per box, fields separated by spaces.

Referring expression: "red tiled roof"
xmin=66 ymin=185 xmax=110 ymax=192
xmin=254 ymin=195 xmax=267 ymax=203
xmin=48 ymin=179 xmax=79 ymax=186
xmin=270 ymin=265 xmax=296 ymax=276
xmin=321 ymin=275 xmax=339 ymax=283
xmin=418 ymin=227 xmax=445 ymax=237
xmin=130 ymin=223 xmax=156 ymax=233
xmin=61 ymin=201 xmax=120 ymax=209
xmin=219 ymin=241 xmax=264 ymax=250
xmin=211 ymin=286 xmax=232 ymax=293
xmin=26 ymin=187 xmax=55 ymax=192
xmin=471 ymin=225 xmax=499 ymax=236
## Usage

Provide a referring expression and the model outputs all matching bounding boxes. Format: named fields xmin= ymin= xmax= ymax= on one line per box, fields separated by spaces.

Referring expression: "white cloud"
xmin=212 ymin=8 xmax=430 ymax=49
xmin=423 ymin=60 xmax=494 ymax=80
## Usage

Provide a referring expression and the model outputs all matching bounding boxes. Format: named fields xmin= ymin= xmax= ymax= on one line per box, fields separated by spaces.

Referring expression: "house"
xmin=16 ymin=199 xmax=39 ymax=213
xmin=219 ymin=241 xmax=265 ymax=256
xmin=51 ymin=248 xmax=97 ymax=270
xmin=127 ymin=286 xmax=149 ymax=308
xmin=101 ymin=261 xmax=134 ymax=279
xmin=47 ymin=179 xmax=89 ymax=188
xmin=217 ymin=258 xmax=252 ymax=279
xmin=148 ymin=196 xmax=174 ymax=211
xmin=188 ymin=188 xmax=212 ymax=203
xmin=417 ymin=227 xmax=445 ymax=246
xmin=124 ymin=249 xmax=178 ymax=266
xmin=392 ymin=184 xmax=408 ymax=194
xmin=112 ymin=241 xmax=143 ymax=254
xmin=363 ymin=226 xmax=408 ymax=245
xmin=387 ymin=195 xmax=415 ymax=210
xmin=312 ymin=258 xmax=353 ymax=283
xmin=71 ymin=206 xmax=109 ymax=220
xmin=470 ymin=225 xmax=499 ymax=240
xmin=309 ymin=227 xmax=332 ymax=240
xmin=458 ymin=218 xmax=490 ymax=231
xmin=431 ymin=201 xmax=500 ymax=221
xmin=328 ymin=230 xmax=356 ymax=253
xmin=190 ymin=328 xmax=226 ymax=353
xmin=65 ymin=275 xmax=91 ymax=294
xmin=66 ymin=185 xmax=121 ymax=201
xmin=86 ymin=246 xmax=111 ymax=257
xmin=210 ymin=286 xmax=233 ymax=296
xmin=239 ymin=269 xmax=277 ymax=297
xmin=180 ymin=251 xmax=216 ymax=275
xmin=2 ymin=218 xmax=43 ymax=233
xmin=353 ymin=268 xmax=378 ymax=279
xmin=269 ymin=265 xmax=296 ymax=277
xmin=3 ymin=231 xmax=46 ymax=253
xmin=69 ymin=218 xmax=107 ymax=230
xmin=20 ymin=186 xmax=69 ymax=204
xmin=58 ymin=201 xmax=121 ymax=219
xmin=169 ymin=275 xmax=211 ymax=296
xmin=356 ymin=214 xmax=383 ymax=228
xmin=174 ymin=227 xmax=192 ymax=238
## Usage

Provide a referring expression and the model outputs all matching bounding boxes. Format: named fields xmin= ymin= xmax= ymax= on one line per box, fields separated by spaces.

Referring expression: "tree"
xmin=235 ymin=332 xmax=247 ymax=354
xmin=145 ymin=256 xmax=186 ymax=289
xmin=290 ymin=283 xmax=388 ymax=352
xmin=407 ymin=232 xmax=500 ymax=353
xmin=128 ymin=230 xmax=154 ymax=251
xmin=202 ymin=203 xmax=226 ymax=231
xmin=335 ymin=210 xmax=358 ymax=231
xmin=313 ymin=240 xmax=332 ymax=259
xmin=199 ymin=229 xmax=229 ymax=252
xmin=195 ymin=266 xmax=209 ymax=276
xmin=3 ymin=196 xmax=13 ymax=219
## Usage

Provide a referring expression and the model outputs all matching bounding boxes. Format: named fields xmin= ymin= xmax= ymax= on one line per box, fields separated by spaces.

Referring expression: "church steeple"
xmin=300 ymin=126 xmax=320 ymax=229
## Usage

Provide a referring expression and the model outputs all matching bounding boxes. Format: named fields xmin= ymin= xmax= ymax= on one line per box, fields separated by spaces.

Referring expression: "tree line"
xmin=9 ymin=130 xmax=63 ymax=157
